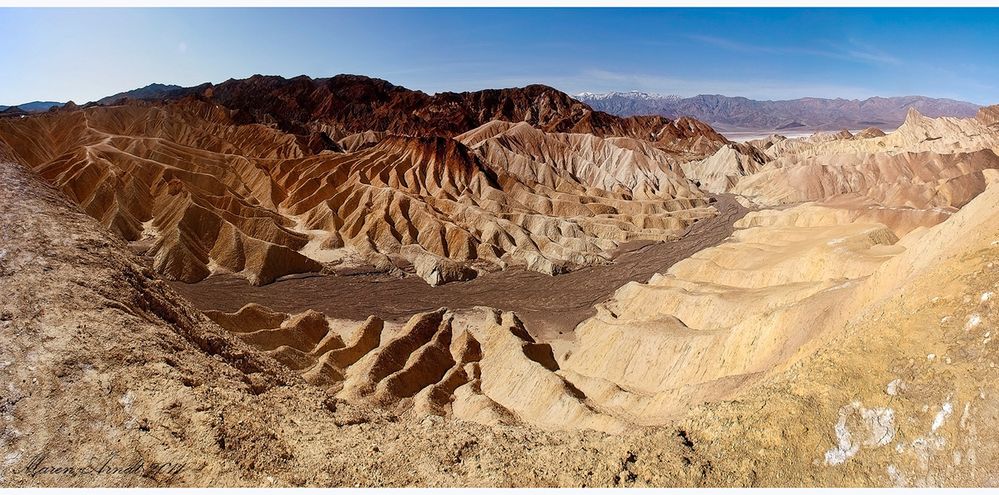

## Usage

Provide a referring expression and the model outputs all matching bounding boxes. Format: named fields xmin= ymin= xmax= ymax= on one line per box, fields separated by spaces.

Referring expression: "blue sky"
xmin=2 ymin=8 xmax=998 ymax=105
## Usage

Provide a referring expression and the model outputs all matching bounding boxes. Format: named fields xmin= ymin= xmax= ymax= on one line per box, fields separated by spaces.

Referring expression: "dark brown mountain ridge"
xmin=86 ymin=74 xmax=728 ymax=155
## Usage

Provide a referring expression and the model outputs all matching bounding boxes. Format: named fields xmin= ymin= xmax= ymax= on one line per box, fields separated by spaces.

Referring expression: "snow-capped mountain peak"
xmin=576 ymin=91 xmax=682 ymax=102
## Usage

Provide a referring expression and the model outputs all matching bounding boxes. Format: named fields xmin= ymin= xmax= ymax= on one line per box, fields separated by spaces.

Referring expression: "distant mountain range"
xmin=9 ymin=82 xmax=981 ymax=136
xmin=1 ymin=85 xmax=189 ymax=115
xmin=575 ymin=91 xmax=684 ymax=116
xmin=575 ymin=92 xmax=981 ymax=131
xmin=0 ymin=101 xmax=64 ymax=113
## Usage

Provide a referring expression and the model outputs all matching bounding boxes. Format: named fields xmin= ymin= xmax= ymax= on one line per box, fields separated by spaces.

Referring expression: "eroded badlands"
xmin=2 ymin=76 xmax=999 ymax=487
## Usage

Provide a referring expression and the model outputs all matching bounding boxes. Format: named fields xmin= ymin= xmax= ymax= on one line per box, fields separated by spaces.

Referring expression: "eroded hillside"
xmin=3 ymin=82 xmax=999 ymax=487
xmin=0 ymin=97 xmax=721 ymax=286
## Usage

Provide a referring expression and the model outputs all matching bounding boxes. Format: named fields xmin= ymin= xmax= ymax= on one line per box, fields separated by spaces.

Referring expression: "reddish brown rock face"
xmin=96 ymin=74 xmax=728 ymax=155
xmin=978 ymin=104 xmax=999 ymax=127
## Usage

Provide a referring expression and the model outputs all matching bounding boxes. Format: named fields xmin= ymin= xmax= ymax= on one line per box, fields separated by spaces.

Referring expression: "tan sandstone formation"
xmin=757 ymin=108 xmax=999 ymax=160
xmin=206 ymin=305 xmax=628 ymax=433
xmin=680 ymin=142 xmax=771 ymax=193
xmin=727 ymin=111 xmax=999 ymax=242
xmin=733 ymin=149 xmax=999 ymax=209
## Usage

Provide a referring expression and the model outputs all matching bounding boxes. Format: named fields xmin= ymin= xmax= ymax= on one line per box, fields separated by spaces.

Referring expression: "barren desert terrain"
xmin=2 ymin=74 xmax=999 ymax=487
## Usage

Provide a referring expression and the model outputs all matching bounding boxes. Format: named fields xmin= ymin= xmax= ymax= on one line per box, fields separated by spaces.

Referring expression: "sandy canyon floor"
xmin=169 ymin=194 xmax=748 ymax=340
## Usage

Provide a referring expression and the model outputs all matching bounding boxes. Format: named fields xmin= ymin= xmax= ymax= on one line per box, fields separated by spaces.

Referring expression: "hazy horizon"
xmin=2 ymin=7 xmax=998 ymax=105
xmin=3 ymin=77 xmax=986 ymax=109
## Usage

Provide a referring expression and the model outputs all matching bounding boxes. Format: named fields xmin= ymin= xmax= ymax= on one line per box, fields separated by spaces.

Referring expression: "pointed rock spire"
xmin=905 ymin=106 xmax=925 ymax=124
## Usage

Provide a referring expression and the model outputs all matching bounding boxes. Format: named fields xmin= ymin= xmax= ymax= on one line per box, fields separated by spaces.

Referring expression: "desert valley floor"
xmin=2 ymin=76 xmax=999 ymax=487
xmin=168 ymin=193 xmax=748 ymax=340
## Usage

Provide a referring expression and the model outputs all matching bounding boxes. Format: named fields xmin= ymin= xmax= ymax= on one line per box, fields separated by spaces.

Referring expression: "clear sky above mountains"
xmin=2 ymin=7 xmax=997 ymax=105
